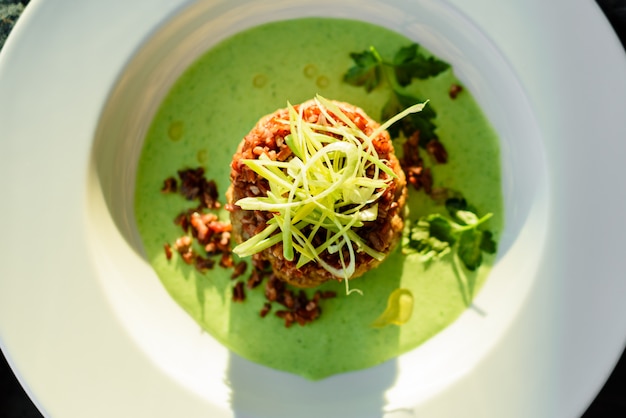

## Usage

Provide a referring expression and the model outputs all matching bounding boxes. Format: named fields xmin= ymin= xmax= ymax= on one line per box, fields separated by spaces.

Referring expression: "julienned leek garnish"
xmin=233 ymin=95 xmax=427 ymax=295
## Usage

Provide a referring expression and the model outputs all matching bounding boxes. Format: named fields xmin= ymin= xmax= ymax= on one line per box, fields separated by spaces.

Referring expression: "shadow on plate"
xmin=227 ymin=353 xmax=399 ymax=418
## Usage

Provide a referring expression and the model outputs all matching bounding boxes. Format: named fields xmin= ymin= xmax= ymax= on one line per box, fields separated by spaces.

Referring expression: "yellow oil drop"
xmin=303 ymin=63 xmax=317 ymax=78
xmin=168 ymin=121 xmax=184 ymax=142
xmin=197 ymin=149 xmax=207 ymax=164
xmin=371 ymin=288 xmax=414 ymax=327
xmin=253 ymin=74 xmax=268 ymax=88
xmin=316 ymin=75 xmax=330 ymax=88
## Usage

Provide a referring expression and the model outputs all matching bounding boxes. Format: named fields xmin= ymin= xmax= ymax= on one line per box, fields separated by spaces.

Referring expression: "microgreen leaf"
xmin=402 ymin=215 xmax=452 ymax=262
xmin=343 ymin=44 xmax=447 ymax=145
xmin=480 ymin=230 xmax=497 ymax=254
xmin=343 ymin=48 xmax=383 ymax=92
xmin=403 ymin=196 xmax=497 ymax=270
xmin=445 ymin=196 xmax=467 ymax=213
xmin=454 ymin=210 xmax=479 ymax=226
xmin=457 ymin=228 xmax=483 ymax=271
xmin=392 ymin=44 xmax=450 ymax=87
xmin=425 ymin=214 xmax=457 ymax=246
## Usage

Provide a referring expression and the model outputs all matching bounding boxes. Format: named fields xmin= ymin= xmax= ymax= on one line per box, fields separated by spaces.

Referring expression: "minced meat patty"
xmin=227 ymin=99 xmax=407 ymax=288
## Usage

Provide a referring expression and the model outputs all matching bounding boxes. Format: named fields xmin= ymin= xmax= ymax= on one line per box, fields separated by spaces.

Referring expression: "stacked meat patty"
xmin=227 ymin=99 xmax=407 ymax=288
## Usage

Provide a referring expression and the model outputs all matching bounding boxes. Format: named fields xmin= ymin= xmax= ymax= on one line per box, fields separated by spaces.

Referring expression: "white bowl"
xmin=1 ymin=0 xmax=625 ymax=417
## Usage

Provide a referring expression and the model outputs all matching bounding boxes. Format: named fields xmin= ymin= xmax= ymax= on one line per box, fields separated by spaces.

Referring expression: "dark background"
xmin=1 ymin=0 xmax=625 ymax=416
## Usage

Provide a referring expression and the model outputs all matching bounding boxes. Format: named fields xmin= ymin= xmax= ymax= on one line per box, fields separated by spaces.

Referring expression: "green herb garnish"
xmin=403 ymin=197 xmax=497 ymax=271
xmin=392 ymin=44 xmax=451 ymax=87
xmin=343 ymin=44 xmax=449 ymax=144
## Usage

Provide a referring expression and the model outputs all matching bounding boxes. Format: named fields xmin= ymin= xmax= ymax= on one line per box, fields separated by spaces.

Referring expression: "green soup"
xmin=134 ymin=18 xmax=503 ymax=380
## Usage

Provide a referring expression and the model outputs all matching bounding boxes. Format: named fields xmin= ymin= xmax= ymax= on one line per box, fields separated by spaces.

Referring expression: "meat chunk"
xmin=227 ymin=99 xmax=407 ymax=288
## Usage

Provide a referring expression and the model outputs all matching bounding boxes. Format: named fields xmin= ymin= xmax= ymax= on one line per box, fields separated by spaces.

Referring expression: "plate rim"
xmin=1 ymin=0 xmax=626 ymax=417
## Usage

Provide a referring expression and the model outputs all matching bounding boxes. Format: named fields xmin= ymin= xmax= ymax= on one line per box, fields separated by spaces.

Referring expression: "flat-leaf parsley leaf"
xmin=392 ymin=44 xmax=450 ymax=87
xmin=343 ymin=47 xmax=383 ymax=92
xmin=403 ymin=197 xmax=497 ymax=271
xmin=343 ymin=44 xmax=449 ymax=147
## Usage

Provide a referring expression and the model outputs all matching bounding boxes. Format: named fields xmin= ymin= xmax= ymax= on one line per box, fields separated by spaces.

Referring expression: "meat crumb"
xmin=321 ymin=291 xmax=337 ymax=299
xmin=195 ymin=256 xmax=215 ymax=273
xmin=161 ymin=177 xmax=178 ymax=193
xmin=400 ymin=131 xmax=434 ymax=194
xmin=246 ymin=267 xmax=265 ymax=289
xmin=173 ymin=167 xmax=221 ymax=210
xmin=232 ymin=281 xmax=246 ymax=302
xmin=426 ymin=139 xmax=448 ymax=164
xmin=260 ymin=273 xmax=328 ymax=327
xmin=276 ymin=310 xmax=295 ymax=328
xmin=180 ymin=250 xmax=194 ymax=265
xmin=260 ymin=302 xmax=272 ymax=318
xmin=163 ymin=168 xmax=234 ymax=275
xmin=449 ymin=83 xmax=463 ymax=99
xmin=231 ymin=261 xmax=247 ymax=280
xmin=219 ymin=252 xmax=234 ymax=268
xmin=164 ymin=243 xmax=173 ymax=260
xmin=162 ymin=167 xmax=333 ymax=327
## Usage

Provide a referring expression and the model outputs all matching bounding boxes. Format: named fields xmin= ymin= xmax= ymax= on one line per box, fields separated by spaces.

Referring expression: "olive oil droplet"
xmin=197 ymin=149 xmax=207 ymax=164
xmin=303 ymin=64 xmax=317 ymax=78
xmin=316 ymin=75 xmax=330 ymax=88
xmin=371 ymin=288 xmax=414 ymax=327
xmin=168 ymin=121 xmax=184 ymax=142
xmin=253 ymin=74 xmax=268 ymax=88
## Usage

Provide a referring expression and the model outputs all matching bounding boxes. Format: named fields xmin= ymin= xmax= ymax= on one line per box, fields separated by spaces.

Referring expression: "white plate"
xmin=1 ymin=0 xmax=625 ymax=417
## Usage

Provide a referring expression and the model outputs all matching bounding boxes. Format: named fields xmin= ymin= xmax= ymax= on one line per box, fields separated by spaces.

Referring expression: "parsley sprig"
xmin=343 ymin=44 xmax=449 ymax=145
xmin=344 ymin=45 xmax=498 ymax=272
xmin=403 ymin=197 xmax=497 ymax=271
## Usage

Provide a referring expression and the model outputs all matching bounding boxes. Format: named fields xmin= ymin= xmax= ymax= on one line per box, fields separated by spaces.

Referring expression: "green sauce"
xmin=135 ymin=18 xmax=503 ymax=380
